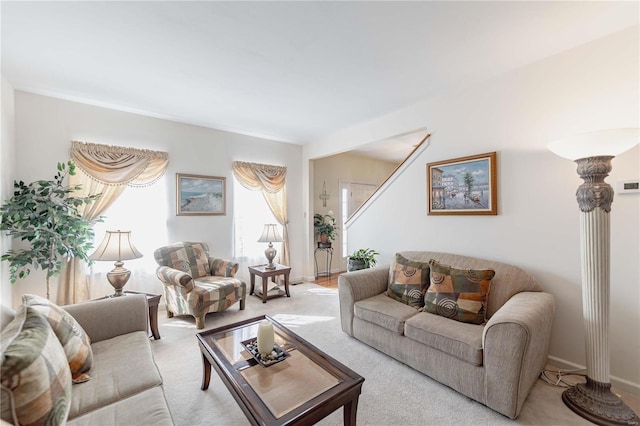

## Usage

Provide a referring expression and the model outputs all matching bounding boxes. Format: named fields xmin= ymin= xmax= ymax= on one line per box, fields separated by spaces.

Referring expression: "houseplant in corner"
xmin=313 ymin=211 xmax=338 ymax=248
xmin=0 ymin=161 xmax=101 ymax=299
xmin=347 ymin=248 xmax=379 ymax=272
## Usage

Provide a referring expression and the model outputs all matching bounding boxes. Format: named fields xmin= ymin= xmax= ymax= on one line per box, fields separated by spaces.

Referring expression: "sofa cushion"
xmin=23 ymin=294 xmax=93 ymax=381
xmin=386 ymin=253 xmax=430 ymax=308
xmin=405 ymin=311 xmax=484 ymax=366
xmin=355 ymin=293 xmax=419 ymax=334
xmin=68 ymin=331 xmax=162 ymax=420
xmin=1 ymin=305 xmax=72 ymax=425
xmin=67 ymin=387 xmax=173 ymax=426
xmin=424 ymin=260 xmax=495 ymax=325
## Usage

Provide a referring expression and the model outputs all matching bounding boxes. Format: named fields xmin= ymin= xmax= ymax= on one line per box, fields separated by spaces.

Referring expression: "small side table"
xmin=248 ymin=264 xmax=291 ymax=303
xmin=94 ymin=290 xmax=162 ymax=340
xmin=314 ymin=247 xmax=333 ymax=278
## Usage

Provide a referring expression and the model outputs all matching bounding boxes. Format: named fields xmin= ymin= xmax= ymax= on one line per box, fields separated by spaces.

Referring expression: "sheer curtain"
xmin=58 ymin=141 xmax=168 ymax=304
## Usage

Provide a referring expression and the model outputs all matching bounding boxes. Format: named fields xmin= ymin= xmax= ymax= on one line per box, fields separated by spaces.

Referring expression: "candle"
xmin=257 ymin=320 xmax=274 ymax=355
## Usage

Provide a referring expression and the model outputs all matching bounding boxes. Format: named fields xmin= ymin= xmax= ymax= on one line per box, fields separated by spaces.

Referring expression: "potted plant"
xmin=313 ymin=211 xmax=338 ymax=247
xmin=347 ymin=248 xmax=379 ymax=272
xmin=0 ymin=161 xmax=101 ymax=299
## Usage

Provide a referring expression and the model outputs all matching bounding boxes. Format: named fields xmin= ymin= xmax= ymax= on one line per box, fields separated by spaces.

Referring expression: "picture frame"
xmin=176 ymin=173 xmax=226 ymax=216
xmin=427 ymin=152 xmax=497 ymax=215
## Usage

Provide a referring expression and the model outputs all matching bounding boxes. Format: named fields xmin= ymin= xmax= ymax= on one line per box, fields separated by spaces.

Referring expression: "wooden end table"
xmin=94 ymin=290 xmax=162 ymax=340
xmin=197 ymin=315 xmax=364 ymax=425
xmin=248 ymin=264 xmax=291 ymax=303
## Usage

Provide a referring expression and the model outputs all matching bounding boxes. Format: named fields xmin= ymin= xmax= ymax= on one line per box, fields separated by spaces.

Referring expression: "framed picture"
xmin=176 ymin=173 xmax=226 ymax=216
xmin=427 ymin=152 xmax=497 ymax=215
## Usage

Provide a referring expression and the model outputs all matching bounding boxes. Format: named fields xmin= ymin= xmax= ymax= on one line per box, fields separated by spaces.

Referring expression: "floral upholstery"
xmin=154 ymin=242 xmax=246 ymax=329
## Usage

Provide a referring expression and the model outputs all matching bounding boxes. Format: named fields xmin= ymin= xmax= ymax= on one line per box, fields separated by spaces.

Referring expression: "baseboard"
xmin=547 ymin=355 xmax=640 ymax=396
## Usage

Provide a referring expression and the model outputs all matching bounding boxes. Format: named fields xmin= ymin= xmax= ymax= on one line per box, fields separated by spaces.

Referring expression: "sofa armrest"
xmin=156 ymin=266 xmax=194 ymax=292
xmin=209 ymin=258 xmax=239 ymax=277
xmin=482 ymin=291 xmax=555 ymax=419
xmin=338 ymin=265 xmax=389 ymax=336
xmin=63 ymin=294 xmax=149 ymax=343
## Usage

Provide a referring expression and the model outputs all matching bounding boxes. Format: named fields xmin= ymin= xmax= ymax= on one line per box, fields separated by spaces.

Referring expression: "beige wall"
xmin=304 ymin=26 xmax=640 ymax=393
xmin=10 ymin=92 xmax=304 ymax=308
xmin=313 ymin=152 xmax=396 ymax=271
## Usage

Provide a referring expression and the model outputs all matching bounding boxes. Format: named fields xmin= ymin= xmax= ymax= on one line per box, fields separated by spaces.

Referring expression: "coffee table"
xmin=197 ymin=315 xmax=364 ymax=425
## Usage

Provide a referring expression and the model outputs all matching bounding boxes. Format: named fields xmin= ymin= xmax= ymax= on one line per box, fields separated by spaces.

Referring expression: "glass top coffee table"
xmin=197 ymin=315 xmax=364 ymax=425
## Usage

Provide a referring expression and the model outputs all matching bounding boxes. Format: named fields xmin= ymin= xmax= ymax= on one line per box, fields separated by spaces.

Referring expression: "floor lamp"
xmin=549 ymin=128 xmax=639 ymax=426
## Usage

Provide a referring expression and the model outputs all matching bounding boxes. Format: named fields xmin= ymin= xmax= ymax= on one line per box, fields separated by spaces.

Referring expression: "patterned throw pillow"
xmin=1 ymin=305 xmax=72 ymax=425
xmin=22 ymin=294 xmax=93 ymax=381
xmin=424 ymin=260 xmax=495 ymax=325
xmin=387 ymin=253 xmax=431 ymax=308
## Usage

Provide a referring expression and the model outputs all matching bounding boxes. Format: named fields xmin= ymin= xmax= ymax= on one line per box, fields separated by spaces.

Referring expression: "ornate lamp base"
xmin=563 ymin=377 xmax=639 ymax=426
xmin=106 ymin=261 xmax=132 ymax=297
xmin=264 ymin=243 xmax=277 ymax=270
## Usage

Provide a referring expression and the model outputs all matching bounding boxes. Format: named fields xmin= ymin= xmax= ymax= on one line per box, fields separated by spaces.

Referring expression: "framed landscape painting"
xmin=176 ymin=173 xmax=226 ymax=216
xmin=427 ymin=152 xmax=497 ymax=215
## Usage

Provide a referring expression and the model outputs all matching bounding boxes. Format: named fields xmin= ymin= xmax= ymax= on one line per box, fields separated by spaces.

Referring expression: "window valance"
xmin=232 ymin=161 xmax=286 ymax=193
xmin=71 ymin=141 xmax=169 ymax=187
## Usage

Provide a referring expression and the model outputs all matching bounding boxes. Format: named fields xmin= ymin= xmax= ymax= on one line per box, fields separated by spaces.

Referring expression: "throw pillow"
xmin=387 ymin=253 xmax=431 ymax=308
xmin=1 ymin=305 xmax=72 ymax=425
xmin=424 ymin=260 xmax=495 ymax=324
xmin=22 ymin=294 xmax=93 ymax=381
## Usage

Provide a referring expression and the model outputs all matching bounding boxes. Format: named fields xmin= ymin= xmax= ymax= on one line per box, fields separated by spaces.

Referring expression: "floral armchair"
xmin=153 ymin=241 xmax=246 ymax=329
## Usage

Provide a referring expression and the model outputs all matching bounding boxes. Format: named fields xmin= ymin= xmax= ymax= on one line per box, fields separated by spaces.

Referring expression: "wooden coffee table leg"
xmin=249 ymin=273 xmax=256 ymax=295
xmin=343 ymin=397 xmax=359 ymax=426
xmin=201 ymin=352 xmax=212 ymax=390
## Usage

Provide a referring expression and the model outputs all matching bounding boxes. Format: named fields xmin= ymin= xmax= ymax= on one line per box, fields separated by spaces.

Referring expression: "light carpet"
xmin=150 ymin=283 xmax=638 ymax=425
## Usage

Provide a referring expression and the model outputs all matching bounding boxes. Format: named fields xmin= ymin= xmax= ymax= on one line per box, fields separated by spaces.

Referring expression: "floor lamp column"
xmin=549 ymin=129 xmax=639 ymax=426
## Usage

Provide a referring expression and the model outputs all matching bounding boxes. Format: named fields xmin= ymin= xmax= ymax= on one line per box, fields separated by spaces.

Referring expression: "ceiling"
xmin=2 ymin=2 xmax=638 ymax=146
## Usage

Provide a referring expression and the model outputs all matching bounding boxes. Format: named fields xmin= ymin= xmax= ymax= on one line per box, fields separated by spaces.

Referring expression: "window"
xmin=90 ymin=176 xmax=168 ymax=296
xmin=233 ymin=178 xmax=280 ymax=282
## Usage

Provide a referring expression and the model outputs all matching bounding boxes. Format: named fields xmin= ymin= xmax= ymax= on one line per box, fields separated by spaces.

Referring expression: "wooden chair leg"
xmin=240 ymin=298 xmax=246 ymax=310
xmin=195 ymin=314 xmax=205 ymax=329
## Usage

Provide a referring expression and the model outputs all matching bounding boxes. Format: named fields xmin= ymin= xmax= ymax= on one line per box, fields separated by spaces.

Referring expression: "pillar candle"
xmin=257 ymin=320 xmax=274 ymax=355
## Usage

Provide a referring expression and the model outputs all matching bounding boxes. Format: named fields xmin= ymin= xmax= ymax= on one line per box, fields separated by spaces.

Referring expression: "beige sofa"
xmin=1 ymin=294 xmax=173 ymax=425
xmin=338 ymin=251 xmax=555 ymax=419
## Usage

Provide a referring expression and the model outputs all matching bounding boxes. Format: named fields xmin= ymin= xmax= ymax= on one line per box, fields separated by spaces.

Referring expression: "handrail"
xmin=345 ymin=132 xmax=431 ymax=226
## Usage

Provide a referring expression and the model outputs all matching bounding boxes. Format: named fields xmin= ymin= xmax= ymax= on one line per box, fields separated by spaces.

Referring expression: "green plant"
xmin=348 ymin=248 xmax=379 ymax=269
xmin=313 ymin=211 xmax=338 ymax=242
xmin=0 ymin=161 xmax=101 ymax=299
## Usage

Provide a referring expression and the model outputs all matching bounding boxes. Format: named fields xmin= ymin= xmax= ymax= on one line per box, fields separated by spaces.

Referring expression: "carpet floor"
xmin=150 ymin=283 xmax=639 ymax=425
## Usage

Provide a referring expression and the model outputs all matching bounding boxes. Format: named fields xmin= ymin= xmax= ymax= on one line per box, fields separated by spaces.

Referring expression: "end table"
xmin=248 ymin=264 xmax=291 ymax=303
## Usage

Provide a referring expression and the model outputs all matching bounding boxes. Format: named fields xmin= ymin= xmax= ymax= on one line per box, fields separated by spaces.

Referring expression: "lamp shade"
xmin=257 ymin=224 xmax=283 ymax=243
xmin=548 ymin=128 xmax=639 ymax=160
xmin=89 ymin=230 xmax=143 ymax=261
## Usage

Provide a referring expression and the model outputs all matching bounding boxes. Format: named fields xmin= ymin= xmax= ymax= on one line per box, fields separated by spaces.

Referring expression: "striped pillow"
xmin=23 ymin=294 xmax=93 ymax=381
xmin=1 ymin=305 xmax=72 ymax=425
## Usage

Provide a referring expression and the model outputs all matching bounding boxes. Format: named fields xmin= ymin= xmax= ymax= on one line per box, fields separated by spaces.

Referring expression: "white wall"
xmin=11 ymin=92 xmax=303 ymax=308
xmin=304 ymin=26 xmax=640 ymax=392
xmin=0 ymin=75 xmax=15 ymax=307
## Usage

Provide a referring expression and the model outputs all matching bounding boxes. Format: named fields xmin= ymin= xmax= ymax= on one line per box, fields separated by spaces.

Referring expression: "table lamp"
xmin=90 ymin=230 xmax=143 ymax=297
xmin=548 ymin=128 xmax=639 ymax=426
xmin=257 ymin=224 xmax=283 ymax=270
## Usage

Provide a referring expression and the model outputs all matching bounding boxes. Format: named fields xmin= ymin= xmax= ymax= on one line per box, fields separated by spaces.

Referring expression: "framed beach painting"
xmin=427 ymin=152 xmax=497 ymax=216
xmin=176 ymin=173 xmax=226 ymax=216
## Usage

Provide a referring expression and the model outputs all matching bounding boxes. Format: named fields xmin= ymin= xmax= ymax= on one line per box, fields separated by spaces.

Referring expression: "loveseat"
xmin=1 ymin=294 xmax=173 ymax=425
xmin=338 ymin=251 xmax=555 ymax=419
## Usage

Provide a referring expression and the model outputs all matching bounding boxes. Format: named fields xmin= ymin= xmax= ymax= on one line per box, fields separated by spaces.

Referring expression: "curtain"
xmin=232 ymin=161 xmax=289 ymax=266
xmin=57 ymin=141 xmax=168 ymax=305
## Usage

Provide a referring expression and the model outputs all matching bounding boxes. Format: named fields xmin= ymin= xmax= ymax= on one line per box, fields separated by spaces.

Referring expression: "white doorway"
xmin=340 ymin=182 xmax=378 ymax=257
